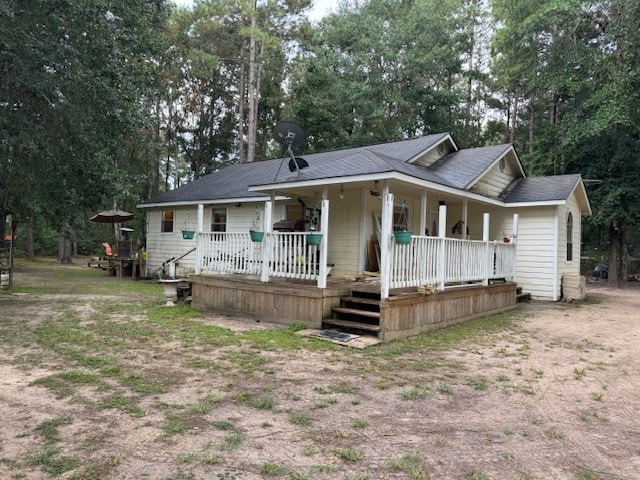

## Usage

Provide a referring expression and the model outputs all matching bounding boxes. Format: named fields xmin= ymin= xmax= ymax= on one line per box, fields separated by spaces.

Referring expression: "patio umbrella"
xmin=89 ymin=209 xmax=134 ymax=224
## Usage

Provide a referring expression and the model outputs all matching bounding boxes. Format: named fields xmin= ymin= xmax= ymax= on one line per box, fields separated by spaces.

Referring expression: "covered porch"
xmin=188 ymin=178 xmax=520 ymax=340
xmin=191 ymin=177 xmax=519 ymax=296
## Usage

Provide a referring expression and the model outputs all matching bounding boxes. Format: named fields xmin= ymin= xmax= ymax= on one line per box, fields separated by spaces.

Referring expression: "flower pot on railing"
xmin=394 ymin=231 xmax=412 ymax=245
xmin=307 ymin=232 xmax=323 ymax=245
xmin=250 ymin=230 xmax=265 ymax=243
xmin=182 ymin=230 xmax=195 ymax=240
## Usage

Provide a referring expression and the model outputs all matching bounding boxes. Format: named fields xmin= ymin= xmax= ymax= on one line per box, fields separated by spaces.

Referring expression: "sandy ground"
xmin=1 ymin=274 xmax=639 ymax=480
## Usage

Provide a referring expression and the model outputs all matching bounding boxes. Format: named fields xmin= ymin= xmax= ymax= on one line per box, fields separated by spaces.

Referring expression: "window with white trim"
xmin=161 ymin=210 xmax=174 ymax=233
xmin=211 ymin=208 xmax=227 ymax=232
xmin=566 ymin=212 xmax=574 ymax=261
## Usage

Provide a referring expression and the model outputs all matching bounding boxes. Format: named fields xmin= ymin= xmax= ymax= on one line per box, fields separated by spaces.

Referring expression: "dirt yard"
xmin=1 ymin=260 xmax=639 ymax=480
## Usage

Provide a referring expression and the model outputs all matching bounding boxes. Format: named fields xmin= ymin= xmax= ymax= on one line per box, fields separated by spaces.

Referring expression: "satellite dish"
xmin=288 ymin=157 xmax=308 ymax=172
xmin=273 ymin=120 xmax=307 ymax=175
xmin=273 ymin=121 xmax=306 ymax=148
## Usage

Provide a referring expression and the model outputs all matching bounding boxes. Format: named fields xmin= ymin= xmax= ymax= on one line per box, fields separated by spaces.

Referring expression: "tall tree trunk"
xmin=509 ymin=92 xmax=519 ymax=143
xmin=26 ymin=221 xmax=34 ymax=259
xmin=528 ymin=99 xmax=534 ymax=154
xmin=151 ymin=96 xmax=161 ymax=198
xmin=608 ymin=222 xmax=621 ymax=287
xmin=464 ymin=0 xmax=478 ymax=146
xmin=237 ymin=42 xmax=246 ymax=164
xmin=621 ymin=222 xmax=628 ymax=281
xmin=58 ymin=229 xmax=73 ymax=264
xmin=246 ymin=0 xmax=258 ymax=164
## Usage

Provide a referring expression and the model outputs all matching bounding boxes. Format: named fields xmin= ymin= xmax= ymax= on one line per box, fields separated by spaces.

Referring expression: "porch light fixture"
xmin=338 ymin=185 xmax=345 ymax=200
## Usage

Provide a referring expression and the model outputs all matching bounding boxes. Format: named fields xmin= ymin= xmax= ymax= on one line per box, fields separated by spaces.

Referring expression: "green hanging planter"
xmin=307 ymin=233 xmax=323 ymax=245
xmin=394 ymin=231 xmax=412 ymax=245
xmin=182 ymin=230 xmax=195 ymax=240
xmin=250 ymin=231 xmax=265 ymax=243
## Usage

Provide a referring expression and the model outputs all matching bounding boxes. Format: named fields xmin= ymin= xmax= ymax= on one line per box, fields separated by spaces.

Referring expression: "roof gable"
xmin=428 ymin=144 xmax=520 ymax=190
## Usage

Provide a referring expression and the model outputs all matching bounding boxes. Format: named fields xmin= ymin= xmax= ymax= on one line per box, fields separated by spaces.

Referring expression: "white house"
xmin=138 ymin=133 xmax=590 ymax=339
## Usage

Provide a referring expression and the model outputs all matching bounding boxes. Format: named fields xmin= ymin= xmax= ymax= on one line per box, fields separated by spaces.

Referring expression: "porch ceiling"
xmin=265 ymin=178 xmax=476 ymax=206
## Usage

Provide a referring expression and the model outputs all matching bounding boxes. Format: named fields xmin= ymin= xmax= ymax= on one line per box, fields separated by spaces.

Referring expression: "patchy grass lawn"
xmin=1 ymin=258 xmax=638 ymax=479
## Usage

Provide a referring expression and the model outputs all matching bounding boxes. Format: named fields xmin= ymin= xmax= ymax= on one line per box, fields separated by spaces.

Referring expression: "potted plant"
xmin=249 ymin=206 xmax=264 ymax=242
xmin=306 ymin=207 xmax=323 ymax=245
xmin=182 ymin=209 xmax=195 ymax=239
xmin=393 ymin=200 xmax=412 ymax=245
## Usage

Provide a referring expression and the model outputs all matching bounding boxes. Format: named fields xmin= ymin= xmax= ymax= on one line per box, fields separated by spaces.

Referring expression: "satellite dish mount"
xmin=273 ymin=121 xmax=307 ymax=174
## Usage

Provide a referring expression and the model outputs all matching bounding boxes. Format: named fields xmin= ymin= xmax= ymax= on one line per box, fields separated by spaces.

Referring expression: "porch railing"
xmin=197 ymin=232 xmax=320 ymax=280
xmin=389 ymin=235 xmax=516 ymax=290
xmin=197 ymin=232 xmax=516 ymax=290
xmin=198 ymin=232 xmax=262 ymax=275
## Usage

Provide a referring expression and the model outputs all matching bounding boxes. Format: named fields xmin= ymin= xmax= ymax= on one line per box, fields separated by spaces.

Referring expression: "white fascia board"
xmin=510 ymin=148 xmax=527 ymax=178
xmin=406 ymin=133 xmax=458 ymax=163
xmin=570 ymin=180 xmax=593 ymax=216
xmin=137 ymin=195 xmax=288 ymax=209
xmin=466 ymin=146 xmax=525 ymax=190
xmin=248 ymin=172 xmax=392 ymax=192
xmin=504 ymin=200 xmax=566 ymax=208
xmin=249 ymin=171 xmax=507 ymax=207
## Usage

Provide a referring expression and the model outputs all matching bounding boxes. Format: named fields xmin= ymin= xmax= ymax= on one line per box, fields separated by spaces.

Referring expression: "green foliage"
xmin=0 ymin=0 xmax=169 ymax=241
xmin=289 ymin=0 xmax=469 ymax=151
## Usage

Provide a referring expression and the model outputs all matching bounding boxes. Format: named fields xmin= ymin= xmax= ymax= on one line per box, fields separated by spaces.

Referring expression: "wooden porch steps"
xmin=321 ymin=318 xmax=381 ymax=332
xmin=324 ymin=289 xmax=382 ymax=337
xmin=330 ymin=307 xmax=380 ymax=319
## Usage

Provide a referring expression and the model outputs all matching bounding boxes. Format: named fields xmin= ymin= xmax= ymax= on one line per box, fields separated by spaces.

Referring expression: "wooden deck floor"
xmin=189 ymin=274 xmax=518 ymax=341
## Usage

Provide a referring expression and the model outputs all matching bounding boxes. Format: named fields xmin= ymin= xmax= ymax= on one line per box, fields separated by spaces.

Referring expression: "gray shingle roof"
xmin=429 ymin=144 xmax=512 ymax=189
xmin=141 ymin=159 xmax=284 ymax=205
xmin=262 ymin=144 xmax=455 ymax=187
xmin=142 ymin=134 xmax=450 ymax=205
xmin=141 ymin=133 xmax=581 ymax=208
xmin=501 ymin=174 xmax=582 ymax=203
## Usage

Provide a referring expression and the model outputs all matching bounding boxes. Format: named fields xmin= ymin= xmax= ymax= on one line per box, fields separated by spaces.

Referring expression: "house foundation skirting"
xmin=190 ymin=275 xmax=350 ymax=328
xmin=380 ymin=283 xmax=518 ymax=341
xmin=191 ymin=275 xmax=518 ymax=342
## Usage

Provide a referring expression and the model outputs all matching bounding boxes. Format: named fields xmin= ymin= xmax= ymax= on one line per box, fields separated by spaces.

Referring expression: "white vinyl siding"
xmin=511 ymin=207 xmax=558 ymax=300
xmin=465 ymin=204 xmax=558 ymax=300
xmin=558 ymin=194 xmax=583 ymax=299
xmin=146 ymin=207 xmax=198 ymax=277
xmin=329 ymin=189 xmax=361 ymax=276
xmin=411 ymin=139 xmax=453 ymax=167
xmin=470 ymin=153 xmax=520 ymax=198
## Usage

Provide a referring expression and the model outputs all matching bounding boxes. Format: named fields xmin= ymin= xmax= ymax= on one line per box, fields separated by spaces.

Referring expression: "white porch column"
xmin=317 ymin=189 xmax=329 ymax=288
xmin=420 ymin=190 xmax=428 ymax=236
xmin=483 ymin=212 xmax=490 ymax=286
xmin=511 ymin=213 xmax=519 ymax=282
xmin=437 ymin=203 xmax=447 ymax=291
xmin=358 ymin=188 xmax=367 ymax=273
xmin=195 ymin=203 xmax=204 ymax=275
xmin=380 ymin=183 xmax=393 ymax=299
xmin=260 ymin=195 xmax=274 ymax=283
xmin=462 ymin=199 xmax=468 ymax=239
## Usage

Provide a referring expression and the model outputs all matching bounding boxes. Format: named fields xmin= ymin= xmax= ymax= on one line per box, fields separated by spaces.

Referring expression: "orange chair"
xmin=101 ymin=242 xmax=115 ymax=258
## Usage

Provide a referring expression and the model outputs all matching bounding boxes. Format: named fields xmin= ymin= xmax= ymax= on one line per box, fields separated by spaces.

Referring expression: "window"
xmin=161 ymin=210 xmax=174 ymax=233
xmin=211 ymin=208 xmax=227 ymax=232
xmin=566 ymin=212 xmax=574 ymax=261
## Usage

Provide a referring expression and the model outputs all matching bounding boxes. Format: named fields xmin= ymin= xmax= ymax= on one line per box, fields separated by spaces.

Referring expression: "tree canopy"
xmin=2 ymin=0 xmax=640 ymax=279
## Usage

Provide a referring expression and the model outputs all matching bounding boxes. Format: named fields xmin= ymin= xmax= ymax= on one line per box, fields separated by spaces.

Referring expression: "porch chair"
xmin=101 ymin=242 xmax=116 ymax=259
